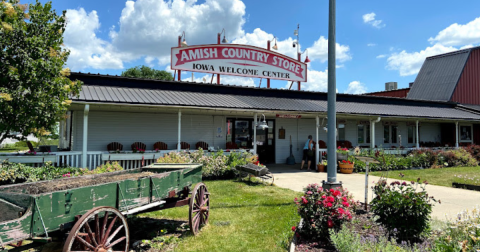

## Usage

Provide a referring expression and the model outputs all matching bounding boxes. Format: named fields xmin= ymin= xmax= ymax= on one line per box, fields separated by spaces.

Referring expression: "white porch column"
xmin=253 ymin=113 xmax=257 ymax=155
xmin=82 ymin=104 xmax=89 ymax=168
xmin=370 ymin=121 xmax=375 ymax=149
xmin=315 ymin=116 xmax=319 ymax=165
xmin=455 ymin=121 xmax=459 ymax=148
xmin=416 ymin=120 xmax=420 ymax=149
xmin=177 ymin=110 xmax=182 ymax=151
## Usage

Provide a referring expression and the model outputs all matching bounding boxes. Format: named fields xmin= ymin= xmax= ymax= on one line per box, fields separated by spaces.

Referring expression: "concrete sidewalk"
xmin=268 ymin=164 xmax=480 ymax=220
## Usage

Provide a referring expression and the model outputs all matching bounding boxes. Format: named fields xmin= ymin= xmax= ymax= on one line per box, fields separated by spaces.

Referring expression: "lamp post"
xmin=216 ymin=29 xmax=228 ymax=85
xmin=292 ymin=24 xmax=301 ymax=91
xmin=267 ymin=37 xmax=278 ymax=88
xmin=324 ymin=0 xmax=342 ymax=190
xmin=177 ymin=31 xmax=187 ymax=81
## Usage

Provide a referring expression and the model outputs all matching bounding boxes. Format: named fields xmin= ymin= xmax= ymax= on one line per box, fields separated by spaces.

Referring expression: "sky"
xmin=36 ymin=0 xmax=480 ymax=94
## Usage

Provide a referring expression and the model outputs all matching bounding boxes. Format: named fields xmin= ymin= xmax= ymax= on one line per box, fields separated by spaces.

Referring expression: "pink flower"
xmin=301 ymin=197 xmax=308 ymax=204
xmin=327 ymin=219 xmax=334 ymax=228
xmin=307 ymin=191 xmax=313 ymax=195
xmin=326 ymin=196 xmax=335 ymax=203
xmin=321 ymin=195 xmax=326 ymax=199
xmin=342 ymin=196 xmax=348 ymax=202
xmin=291 ymin=226 xmax=296 ymax=232
xmin=342 ymin=202 xmax=350 ymax=207
xmin=329 ymin=189 xmax=335 ymax=193
xmin=326 ymin=202 xmax=332 ymax=208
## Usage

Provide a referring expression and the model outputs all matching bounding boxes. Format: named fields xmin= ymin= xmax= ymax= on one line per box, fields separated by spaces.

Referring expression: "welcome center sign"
xmin=171 ymin=44 xmax=307 ymax=82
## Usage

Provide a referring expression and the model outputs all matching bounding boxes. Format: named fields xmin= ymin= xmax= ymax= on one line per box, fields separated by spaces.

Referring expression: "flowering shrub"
xmin=133 ymin=147 xmax=145 ymax=153
xmin=294 ymin=183 xmax=356 ymax=239
xmin=464 ymin=144 xmax=480 ymax=163
xmin=340 ymin=160 xmax=352 ymax=165
xmin=85 ymin=161 xmax=123 ymax=174
xmin=156 ymin=149 xmax=257 ymax=179
xmin=337 ymin=146 xmax=349 ymax=155
xmin=432 ymin=207 xmax=480 ymax=251
xmin=371 ymin=178 xmax=438 ymax=240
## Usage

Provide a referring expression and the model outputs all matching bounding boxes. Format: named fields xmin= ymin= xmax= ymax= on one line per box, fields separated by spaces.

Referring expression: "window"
xmin=338 ymin=124 xmax=345 ymax=141
xmin=357 ymin=124 xmax=371 ymax=144
xmin=407 ymin=126 xmax=415 ymax=144
xmin=384 ymin=125 xmax=398 ymax=143
xmin=460 ymin=125 xmax=472 ymax=142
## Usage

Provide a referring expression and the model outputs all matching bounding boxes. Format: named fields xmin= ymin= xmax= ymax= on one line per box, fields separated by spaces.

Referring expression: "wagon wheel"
xmin=63 ymin=206 xmax=129 ymax=252
xmin=189 ymin=182 xmax=210 ymax=235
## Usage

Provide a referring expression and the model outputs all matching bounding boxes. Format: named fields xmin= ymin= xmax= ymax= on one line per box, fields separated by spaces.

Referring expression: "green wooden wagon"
xmin=0 ymin=163 xmax=210 ymax=252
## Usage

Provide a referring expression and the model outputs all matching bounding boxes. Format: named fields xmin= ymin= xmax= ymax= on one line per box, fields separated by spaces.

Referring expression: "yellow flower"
xmin=1 ymin=22 xmax=13 ymax=31
xmin=60 ymin=68 xmax=71 ymax=77
xmin=0 ymin=93 xmax=12 ymax=101
xmin=62 ymin=99 xmax=72 ymax=105
xmin=49 ymin=47 xmax=57 ymax=57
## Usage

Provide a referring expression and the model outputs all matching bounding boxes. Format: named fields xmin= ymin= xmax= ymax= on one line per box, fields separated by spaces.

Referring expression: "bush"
xmin=431 ymin=206 xmax=480 ymax=251
xmin=370 ymin=178 xmax=437 ymax=240
xmin=156 ymin=149 xmax=257 ymax=179
xmin=294 ymin=183 xmax=356 ymax=240
xmin=0 ymin=160 xmax=123 ymax=185
xmin=464 ymin=144 xmax=480 ymax=163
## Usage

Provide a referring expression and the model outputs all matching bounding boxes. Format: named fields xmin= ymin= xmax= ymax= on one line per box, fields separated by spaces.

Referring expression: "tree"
xmin=0 ymin=0 xmax=82 ymax=145
xmin=121 ymin=65 xmax=174 ymax=81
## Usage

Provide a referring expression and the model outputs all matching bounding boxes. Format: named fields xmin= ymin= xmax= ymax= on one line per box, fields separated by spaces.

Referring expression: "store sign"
xmin=276 ymin=114 xmax=302 ymax=119
xmin=171 ymin=44 xmax=307 ymax=82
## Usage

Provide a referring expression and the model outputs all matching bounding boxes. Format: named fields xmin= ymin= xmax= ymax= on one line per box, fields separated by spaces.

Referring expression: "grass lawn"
xmin=138 ymin=179 xmax=301 ymax=252
xmin=0 ymin=146 xmax=28 ymax=153
xmin=367 ymin=166 xmax=480 ymax=187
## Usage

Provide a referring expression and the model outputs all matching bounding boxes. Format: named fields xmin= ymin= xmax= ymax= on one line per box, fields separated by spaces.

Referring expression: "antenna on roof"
xmin=258 ymin=78 xmax=262 ymax=88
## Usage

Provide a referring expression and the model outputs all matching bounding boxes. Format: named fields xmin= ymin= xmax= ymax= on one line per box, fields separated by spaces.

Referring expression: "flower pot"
xmin=317 ymin=164 xmax=326 ymax=172
xmin=338 ymin=161 xmax=354 ymax=174
xmin=337 ymin=153 xmax=348 ymax=161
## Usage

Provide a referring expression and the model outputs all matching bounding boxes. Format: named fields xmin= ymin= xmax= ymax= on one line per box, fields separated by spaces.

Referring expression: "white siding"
xmin=419 ymin=123 xmax=441 ymax=143
xmin=275 ymin=118 xmax=319 ymax=164
xmin=72 ymin=111 xmax=225 ymax=152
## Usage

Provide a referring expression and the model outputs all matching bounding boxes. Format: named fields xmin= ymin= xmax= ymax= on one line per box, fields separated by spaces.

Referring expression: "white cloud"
xmin=184 ymin=74 xmax=255 ymax=87
xmin=428 ymin=17 xmax=480 ymax=46
xmin=386 ymin=44 xmax=457 ymax=76
xmin=344 ymin=81 xmax=367 ymax=94
xmin=111 ymin=0 xmax=246 ymax=65
xmin=289 ymin=69 xmax=328 ymax=92
xmin=232 ymin=29 xmax=351 ymax=63
xmin=64 ymin=8 xmax=128 ymax=70
xmin=376 ymin=54 xmax=387 ymax=59
xmin=367 ymin=43 xmax=377 ymax=47
xmin=363 ymin=12 xmax=385 ymax=29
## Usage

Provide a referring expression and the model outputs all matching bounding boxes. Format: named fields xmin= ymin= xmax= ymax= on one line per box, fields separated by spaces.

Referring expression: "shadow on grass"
xmin=212 ymin=202 xmax=293 ymax=209
xmin=128 ymin=216 xmax=191 ymax=241
xmin=233 ymin=178 xmax=275 ymax=187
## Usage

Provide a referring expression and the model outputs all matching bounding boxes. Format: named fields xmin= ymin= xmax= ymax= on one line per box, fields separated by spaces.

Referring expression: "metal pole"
xmin=416 ymin=120 xmax=420 ymax=149
xmin=365 ymin=161 xmax=369 ymax=211
xmin=325 ymin=0 xmax=340 ymax=189
xmin=455 ymin=121 xmax=459 ymax=148
xmin=315 ymin=116 xmax=319 ymax=165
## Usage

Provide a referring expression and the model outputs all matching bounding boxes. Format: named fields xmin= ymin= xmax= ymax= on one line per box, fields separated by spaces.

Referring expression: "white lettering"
xmin=257 ymin=52 xmax=263 ymax=62
xmin=203 ymin=48 xmax=210 ymax=58
xmin=244 ymin=50 xmax=250 ymax=60
xmin=295 ymin=65 xmax=300 ymax=73
xmin=282 ymin=60 xmax=289 ymax=69
xmin=263 ymin=53 xmax=269 ymax=62
xmin=228 ymin=48 xmax=235 ymax=58
xmin=188 ymin=49 xmax=202 ymax=60
xmin=289 ymin=62 xmax=295 ymax=72
xmin=272 ymin=56 xmax=278 ymax=66
xmin=222 ymin=48 xmax=229 ymax=58
xmin=210 ymin=48 xmax=218 ymax=58
xmin=181 ymin=51 xmax=189 ymax=62
xmin=251 ymin=51 xmax=257 ymax=61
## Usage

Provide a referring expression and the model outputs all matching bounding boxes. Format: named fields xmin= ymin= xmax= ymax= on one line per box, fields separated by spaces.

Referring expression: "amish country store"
xmin=51 ymin=71 xmax=480 ymax=169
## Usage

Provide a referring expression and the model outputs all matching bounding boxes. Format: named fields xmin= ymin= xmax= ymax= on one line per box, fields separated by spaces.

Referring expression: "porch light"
xmin=257 ymin=114 xmax=269 ymax=130
xmin=302 ymin=49 xmax=311 ymax=63
xmin=180 ymin=31 xmax=188 ymax=47
xmin=270 ymin=37 xmax=278 ymax=50
xmin=219 ymin=28 xmax=228 ymax=43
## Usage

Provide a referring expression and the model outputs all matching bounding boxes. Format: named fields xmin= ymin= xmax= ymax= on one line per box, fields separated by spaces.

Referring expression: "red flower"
xmin=332 ymin=190 xmax=341 ymax=197
xmin=347 ymin=161 xmax=352 ymax=164
xmin=327 ymin=196 xmax=335 ymax=203
xmin=327 ymin=219 xmax=334 ymax=228
xmin=321 ymin=195 xmax=326 ymax=199
xmin=326 ymin=202 xmax=333 ymax=208
xmin=301 ymin=197 xmax=308 ymax=204
xmin=342 ymin=201 xmax=350 ymax=207
xmin=342 ymin=196 xmax=347 ymax=202
xmin=292 ymin=226 xmax=296 ymax=232
xmin=342 ymin=160 xmax=347 ymax=163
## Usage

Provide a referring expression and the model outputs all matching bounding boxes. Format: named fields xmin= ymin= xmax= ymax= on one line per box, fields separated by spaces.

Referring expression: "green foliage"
xmin=371 ymin=178 xmax=437 ymax=240
xmin=431 ymin=206 xmax=480 ymax=251
xmin=294 ymin=183 xmax=356 ymax=239
xmin=121 ymin=65 xmax=173 ymax=81
xmin=329 ymin=225 xmax=426 ymax=252
xmin=156 ymin=149 xmax=257 ymax=179
xmin=0 ymin=160 xmax=123 ymax=185
xmin=464 ymin=144 xmax=480 ymax=163
xmin=0 ymin=0 xmax=82 ymax=145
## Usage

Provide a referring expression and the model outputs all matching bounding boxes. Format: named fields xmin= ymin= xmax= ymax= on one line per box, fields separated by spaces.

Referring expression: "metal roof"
xmin=74 ymin=85 xmax=480 ymax=120
xmin=407 ymin=49 xmax=471 ymax=101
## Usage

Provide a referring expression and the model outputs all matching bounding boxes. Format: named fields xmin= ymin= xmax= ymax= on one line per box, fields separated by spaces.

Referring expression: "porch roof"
xmin=71 ymin=73 xmax=480 ymax=121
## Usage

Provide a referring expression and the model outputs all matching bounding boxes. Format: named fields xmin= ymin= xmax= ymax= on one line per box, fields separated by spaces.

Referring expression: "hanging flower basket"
xmin=338 ymin=160 xmax=354 ymax=174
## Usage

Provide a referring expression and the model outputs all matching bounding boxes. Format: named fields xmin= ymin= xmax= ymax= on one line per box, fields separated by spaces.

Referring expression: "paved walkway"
xmin=268 ymin=164 xmax=480 ymax=220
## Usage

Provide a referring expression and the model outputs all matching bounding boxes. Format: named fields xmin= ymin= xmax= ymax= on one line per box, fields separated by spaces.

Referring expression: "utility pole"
xmin=324 ymin=0 xmax=342 ymax=190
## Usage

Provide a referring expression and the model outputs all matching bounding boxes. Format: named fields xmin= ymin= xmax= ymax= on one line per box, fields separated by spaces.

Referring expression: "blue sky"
xmin=38 ymin=0 xmax=480 ymax=93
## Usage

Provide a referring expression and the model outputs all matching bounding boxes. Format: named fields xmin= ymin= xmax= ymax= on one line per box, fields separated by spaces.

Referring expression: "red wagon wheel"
xmin=63 ymin=206 xmax=129 ymax=252
xmin=189 ymin=182 xmax=210 ymax=235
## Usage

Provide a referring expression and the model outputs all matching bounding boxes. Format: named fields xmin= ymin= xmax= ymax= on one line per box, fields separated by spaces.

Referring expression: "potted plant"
xmin=317 ymin=160 xmax=327 ymax=172
xmin=338 ymin=160 xmax=354 ymax=174
xmin=337 ymin=147 xmax=349 ymax=161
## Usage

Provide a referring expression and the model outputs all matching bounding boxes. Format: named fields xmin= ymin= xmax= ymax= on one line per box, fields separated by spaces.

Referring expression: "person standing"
xmin=301 ymin=135 xmax=314 ymax=170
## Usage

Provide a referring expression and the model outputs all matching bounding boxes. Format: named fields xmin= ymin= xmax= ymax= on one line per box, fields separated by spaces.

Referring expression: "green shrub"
xmin=156 ymin=149 xmax=257 ymax=179
xmin=371 ymin=178 xmax=437 ymax=240
xmin=464 ymin=144 xmax=480 ymax=164
xmin=431 ymin=206 xmax=480 ymax=251
xmin=86 ymin=161 xmax=123 ymax=174
xmin=294 ymin=183 xmax=356 ymax=240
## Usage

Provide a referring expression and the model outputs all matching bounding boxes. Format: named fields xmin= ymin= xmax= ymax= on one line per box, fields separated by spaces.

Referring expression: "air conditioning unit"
xmin=385 ymin=82 xmax=398 ymax=91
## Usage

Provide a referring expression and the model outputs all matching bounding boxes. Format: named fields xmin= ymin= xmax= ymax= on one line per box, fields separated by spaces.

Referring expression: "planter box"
xmin=338 ymin=162 xmax=354 ymax=174
xmin=0 ymin=155 xmax=57 ymax=164
xmin=101 ymin=153 xmax=158 ymax=161
xmin=317 ymin=164 xmax=326 ymax=172
xmin=452 ymin=182 xmax=480 ymax=191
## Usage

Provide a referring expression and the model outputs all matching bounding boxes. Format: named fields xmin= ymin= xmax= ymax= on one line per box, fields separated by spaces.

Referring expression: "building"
xmin=54 ymin=71 xmax=480 ymax=168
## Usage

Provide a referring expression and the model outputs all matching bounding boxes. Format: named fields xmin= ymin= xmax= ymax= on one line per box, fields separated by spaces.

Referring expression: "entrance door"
xmin=226 ymin=118 xmax=275 ymax=163
xmin=255 ymin=120 xmax=275 ymax=164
